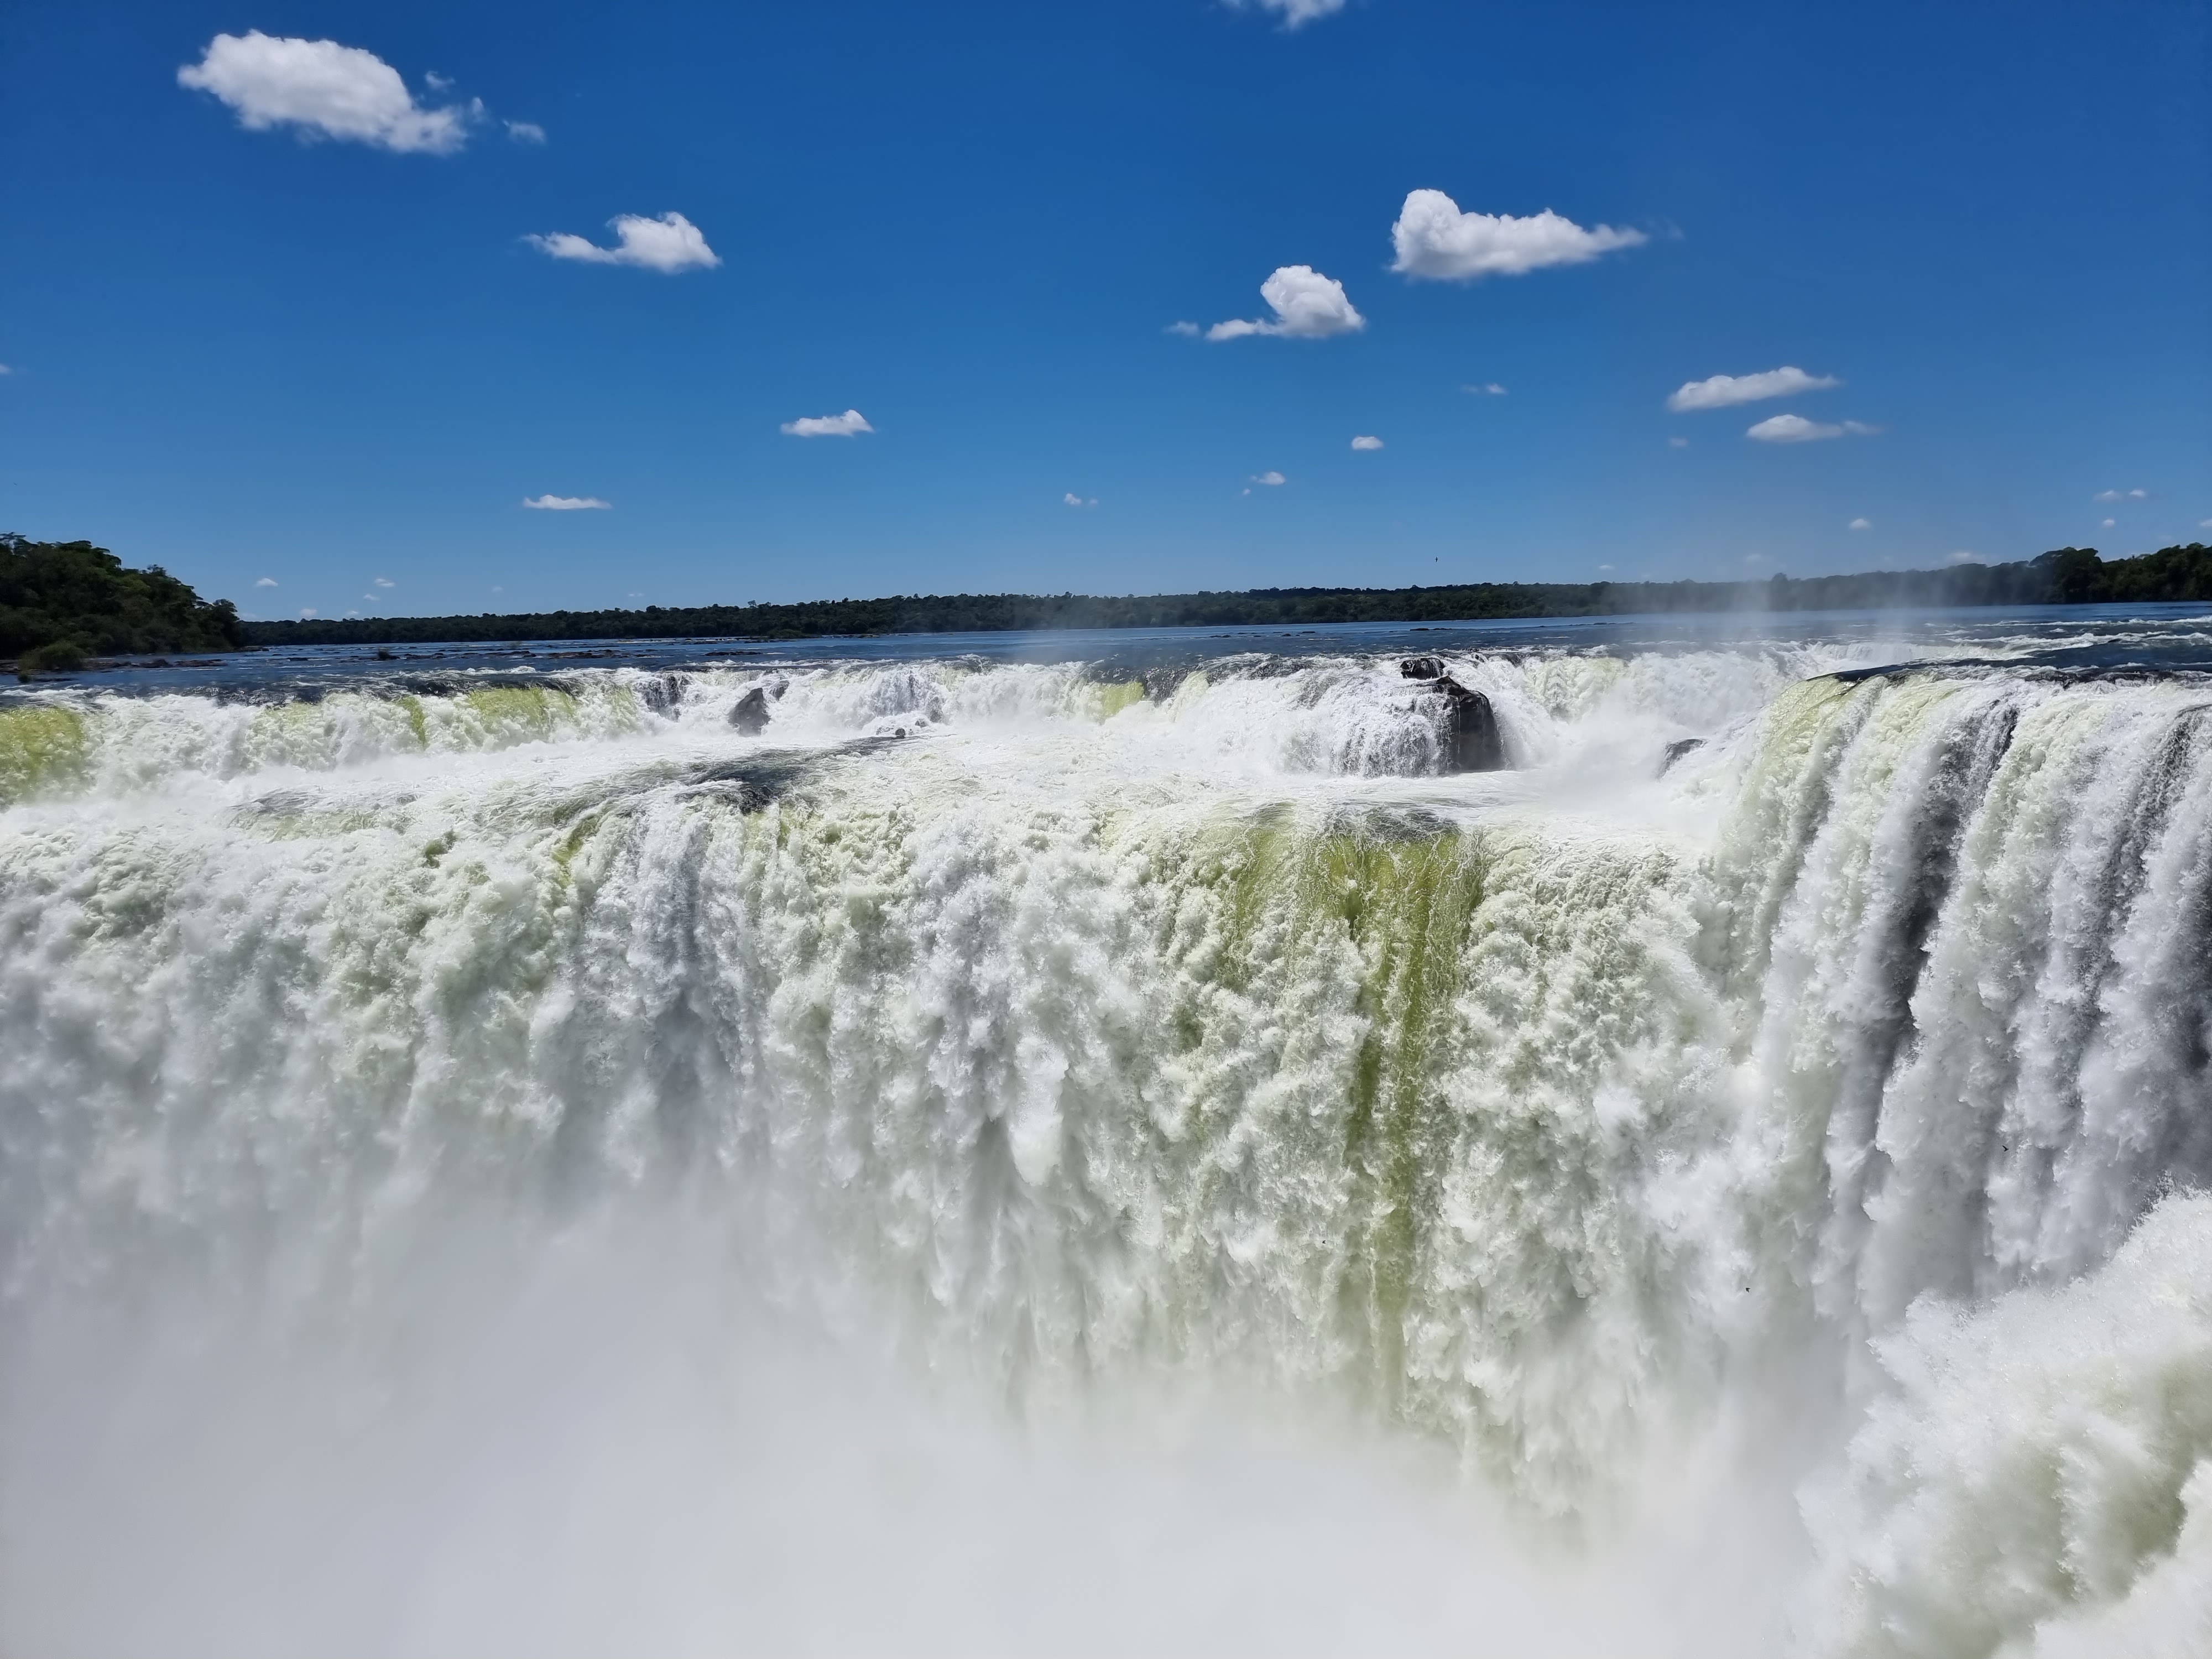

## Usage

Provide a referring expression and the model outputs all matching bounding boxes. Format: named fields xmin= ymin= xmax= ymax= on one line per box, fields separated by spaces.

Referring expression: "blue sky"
xmin=3 ymin=0 xmax=2208 ymax=618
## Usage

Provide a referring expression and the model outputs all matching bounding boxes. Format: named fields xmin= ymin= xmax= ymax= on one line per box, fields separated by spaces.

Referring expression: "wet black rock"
xmin=729 ymin=686 xmax=771 ymax=733
xmin=1660 ymin=737 xmax=1704 ymax=774
xmin=637 ymin=672 xmax=687 ymax=717
xmin=1434 ymin=675 xmax=1506 ymax=772
xmin=1400 ymin=656 xmax=1446 ymax=680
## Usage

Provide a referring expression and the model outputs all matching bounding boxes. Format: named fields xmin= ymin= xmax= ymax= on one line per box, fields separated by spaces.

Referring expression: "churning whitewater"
xmin=4 ymin=617 xmax=2212 ymax=1657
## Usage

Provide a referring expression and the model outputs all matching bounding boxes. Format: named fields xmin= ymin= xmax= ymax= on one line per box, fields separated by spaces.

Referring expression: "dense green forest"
xmin=236 ymin=542 xmax=2212 ymax=648
xmin=11 ymin=536 xmax=2212 ymax=661
xmin=2 ymin=534 xmax=245 ymax=668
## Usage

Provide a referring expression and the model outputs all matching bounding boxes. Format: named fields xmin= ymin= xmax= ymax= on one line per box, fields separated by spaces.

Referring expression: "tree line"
xmin=8 ymin=535 xmax=2212 ymax=661
xmin=234 ymin=544 xmax=2211 ymax=647
xmin=2 ymin=534 xmax=246 ymax=669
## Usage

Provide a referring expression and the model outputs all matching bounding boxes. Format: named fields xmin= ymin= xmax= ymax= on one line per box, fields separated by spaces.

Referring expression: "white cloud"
xmin=1165 ymin=321 xmax=1202 ymax=337
xmin=2201 ymin=519 xmax=2212 ymax=530
xmin=1063 ymin=492 xmax=1098 ymax=508
xmin=1250 ymin=471 xmax=1287 ymax=486
xmin=254 ymin=576 xmax=278 ymax=587
xmin=523 ymin=494 xmax=612 ymax=510
xmin=529 ymin=212 xmax=719 ymax=273
xmin=1848 ymin=517 xmax=1872 ymax=530
xmin=1948 ymin=550 xmax=1984 ymax=564
xmin=1227 ymin=0 xmax=1349 ymax=27
xmin=1746 ymin=413 xmax=1870 ymax=443
xmin=1667 ymin=366 xmax=1840 ymax=412
xmin=1350 ymin=435 xmax=1384 ymax=450
xmin=373 ymin=576 xmax=395 ymax=588
xmin=1207 ymin=266 xmax=1364 ymax=340
xmin=178 ymin=32 xmax=471 ymax=154
xmin=781 ymin=409 xmax=873 ymax=438
xmin=424 ymin=71 xmax=453 ymax=92
xmin=298 ymin=607 xmax=319 ymax=619
xmin=2103 ymin=517 xmax=2117 ymax=528
xmin=2093 ymin=487 xmax=2150 ymax=503
xmin=1744 ymin=553 xmax=1771 ymax=567
xmin=0 ymin=363 xmax=12 ymax=375
xmin=1462 ymin=382 xmax=1507 ymax=396
xmin=1389 ymin=190 xmax=1645 ymax=281
xmin=505 ymin=120 xmax=546 ymax=144
xmin=1598 ymin=564 xmax=1615 ymax=572
xmin=1668 ymin=436 xmax=1689 ymax=448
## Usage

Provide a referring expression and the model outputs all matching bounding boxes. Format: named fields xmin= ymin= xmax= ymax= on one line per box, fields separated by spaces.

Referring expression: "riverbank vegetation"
xmin=2 ymin=534 xmax=244 ymax=666
xmin=238 ymin=543 xmax=2210 ymax=646
xmin=12 ymin=534 xmax=2212 ymax=658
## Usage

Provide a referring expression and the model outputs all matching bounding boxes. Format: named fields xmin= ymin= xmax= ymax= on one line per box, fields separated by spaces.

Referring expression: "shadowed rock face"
xmin=1435 ymin=677 xmax=1505 ymax=771
xmin=729 ymin=686 xmax=770 ymax=733
xmin=1399 ymin=659 xmax=1505 ymax=771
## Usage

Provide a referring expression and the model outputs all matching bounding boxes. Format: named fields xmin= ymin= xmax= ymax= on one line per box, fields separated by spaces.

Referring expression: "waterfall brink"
xmin=6 ymin=633 xmax=2212 ymax=1656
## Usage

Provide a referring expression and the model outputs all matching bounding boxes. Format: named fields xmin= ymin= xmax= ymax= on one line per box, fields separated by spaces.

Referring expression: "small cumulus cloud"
xmin=1743 ymin=553 xmax=1772 ymax=567
xmin=1668 ymin=366 xmax=1840 ymax=413
xmin=781 ymin=409 xmax=873 ymax=438
xmin=373 ymin=576 xmax=394 ymax=588
xmin=1747 ymin=415 xmax=1840 ymax=442
xmin=1462 ymin=382 xmax=1507 ymax=396
xmin=1225 ymin=0 xmax=1349 ymax=27
xmin=505 ymin=120 xmax=546 ymax=143
xmin=298 ymin=607 xmax=319 ymax=619
xmin=1745 ymin=414 xmax=1879 ymax=444
xmin=1949 ymin=550 xmax=1984 ymax=564
xmin=179 ymin=32 xmax=473 ymax=154
xmin=1206 ymin=267 xmax=1364 ymax=340
xmin=1250 ymin=471 xmax=1287 ymax=486
xmin=1063 ymin=492 xmax=1098 ymax=508
xmin=1350 ymin=435 xmax=1384 ymax=450
xmin=1165 ymin=321 xmax=1201 ymax=337
xmin=254 ymin=576 xmax=279 ymax=587
xmin=1668 ymin=436 xmax=1690 ymax=448
xmin=0 ymin=364 xmax=12 ymax=375
xmin=1598 ymin=563 xmax=1615 ymax=572
xmin=1848 ymin=518 xmax=1872 ymax=530
xmin=523 ymin=494 xmax=612 ymax=510
xmin=529 ymin=212 xmax=719 ymax=273
xmin=2103 ymin=517 xmax=2117 ymax=528
xmin=1389 ymin=190 xmax=1645 ymax=281
xmin=2093 ymin=488 xmax=2150 ymax=503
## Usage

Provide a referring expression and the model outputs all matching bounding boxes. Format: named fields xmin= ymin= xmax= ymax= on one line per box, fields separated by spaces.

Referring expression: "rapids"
xmin=4 ymin=611 xmax=2212 ymax=1656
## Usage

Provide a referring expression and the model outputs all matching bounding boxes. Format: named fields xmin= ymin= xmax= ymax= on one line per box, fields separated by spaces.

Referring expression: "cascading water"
xmin=4 ymin=617 xmax=2211 ymax=1657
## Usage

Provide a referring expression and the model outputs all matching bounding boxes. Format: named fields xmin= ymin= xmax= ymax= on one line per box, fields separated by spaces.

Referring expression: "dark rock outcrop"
xmin=729 ymin=686 xmax=771 ymax=733
xmin=1660 ymin=737 xmax=1704 ymax=774
xmin=1399 ymin=658 xmax=1504 ymax=770
xmin=1433 ymin=675 xmax=1506 ymax=772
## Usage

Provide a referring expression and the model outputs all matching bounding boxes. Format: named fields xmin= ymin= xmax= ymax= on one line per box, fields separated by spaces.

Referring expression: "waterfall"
xmin=4 ymin=638 xmax=2210 ymax=1656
